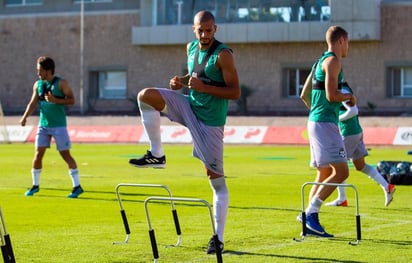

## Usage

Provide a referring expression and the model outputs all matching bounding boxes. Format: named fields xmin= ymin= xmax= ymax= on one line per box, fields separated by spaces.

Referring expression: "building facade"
xmin=0 ymin=0 xmax=411 ymax=116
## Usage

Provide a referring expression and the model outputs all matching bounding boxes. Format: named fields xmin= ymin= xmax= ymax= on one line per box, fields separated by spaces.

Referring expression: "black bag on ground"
xmin=376 ymin=161 xmax=412 ymax=185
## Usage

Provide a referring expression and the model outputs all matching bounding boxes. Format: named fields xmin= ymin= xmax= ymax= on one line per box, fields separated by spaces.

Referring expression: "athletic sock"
xmin=361 ymin=164 xmax=389 ymax=191
xmin=69 ymin=168 xmax=80 ymax=187
xmin=209 ymin=177 xmax=229 ymax=243
xmin=305 ymin=196 xmax=323 ymax=215
xmin=31 ymin=168 xmax=41 ymax=186
xmin=139 ymin=100 xmax=164 ymax=158
xmin=337 ymin=180 xmax=347 ymax=201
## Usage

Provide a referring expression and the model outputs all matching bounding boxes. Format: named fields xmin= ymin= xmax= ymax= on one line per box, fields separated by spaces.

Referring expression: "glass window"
xmin=154 ymin=0 xmax=330 ymax=25
xmin=284 ymin=67 xmax=311 ymax=98
xmin=5 ymin=0 xmax=42 ymax=6
xmin=73 ymin=0 xmax=111 ymax=3
xmin=97 ymin=71 xmax=127 ymax=99
xmin=389 ymin=67 xmax=412 ymax=97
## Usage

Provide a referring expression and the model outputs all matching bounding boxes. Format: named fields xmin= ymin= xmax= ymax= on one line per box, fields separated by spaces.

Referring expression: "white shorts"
xmin=342 ymin=132 xmax=368 ymax=161
xmin=158 ymin=88 xmax=224 ymax=175
xmin=308 ymin=121 xmax=347 ymax=168
xmin=35 ymin=126 xmax=72 ymax=151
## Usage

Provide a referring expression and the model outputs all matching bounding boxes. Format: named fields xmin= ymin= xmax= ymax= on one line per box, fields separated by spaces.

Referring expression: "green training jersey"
xmin=338 ymin=83 xmax=362 ymax=136
xmin=187 ymin=40 xmax=229 ymax=126
xmin=37 ymin=77 xmax=67 ymax=127
xmin=309 ymin=52 xmax=344 ymax=124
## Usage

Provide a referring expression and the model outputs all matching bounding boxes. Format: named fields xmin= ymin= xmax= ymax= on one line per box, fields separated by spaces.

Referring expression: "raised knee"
xmin=137 ymin=88 xmax=149 ymax=102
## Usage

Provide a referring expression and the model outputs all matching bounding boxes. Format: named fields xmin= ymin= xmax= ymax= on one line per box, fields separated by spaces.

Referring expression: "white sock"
xmin=305 ymin=197 xmax=323 ymax=215
xmin=337 ymin=180 xmax=347 ymax=201
xmin=210 ymin=177 xmax=229 ymax=243
xmin=31 ymin=168 xmax=41 ymax=186
xmin=139 ymin=101 xmax=164 ymax=157
xmin=69 ymin=168 xmax=80 ymax=187
xmin=361 ymin=164 xmax=389 ymax=191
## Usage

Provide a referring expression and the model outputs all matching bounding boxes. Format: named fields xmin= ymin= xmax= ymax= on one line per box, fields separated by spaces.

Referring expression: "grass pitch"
xmin=1 ymin=143 xmax=411 ymax=262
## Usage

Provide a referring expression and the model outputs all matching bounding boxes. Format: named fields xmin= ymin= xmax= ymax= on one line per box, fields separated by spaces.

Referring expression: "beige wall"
xmin=1 ymin=4 xmax=411 ymax=115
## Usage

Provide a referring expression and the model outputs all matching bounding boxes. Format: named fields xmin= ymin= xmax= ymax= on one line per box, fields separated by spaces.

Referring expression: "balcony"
xmin=132 ymin=0 xmax=381 ymax=45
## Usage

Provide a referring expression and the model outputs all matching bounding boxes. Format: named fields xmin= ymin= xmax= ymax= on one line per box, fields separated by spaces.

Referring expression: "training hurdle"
xmin=144 ymin=196 xmax=222 ymax=263
xmin=113 ymin=183 xmax=181 ymax=246
xmin=0 ymin=208 xmax=15 ymax=263
xmin=296 ymin=182 xmax=361 ymax=245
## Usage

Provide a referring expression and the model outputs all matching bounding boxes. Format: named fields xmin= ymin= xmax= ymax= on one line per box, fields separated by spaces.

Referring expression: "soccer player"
xmin=325 ymin=82 xmax=396 ymax=207
xmin=299 ymin=26 xmax=356 ymax=237
xmin=128 ymin=10 xmax=240 ymax=254
xmin=19 ymin=56 xmax=83 ymax=198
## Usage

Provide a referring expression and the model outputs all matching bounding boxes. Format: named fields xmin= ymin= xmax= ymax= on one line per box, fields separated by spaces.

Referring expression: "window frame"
xmin=282 ymin=65 xmax=312 ymax=99
xmin=89 ymin=68 xmax=128 ymax=100
xmin=386 ymin=64 xmax=412 ymax=98
xmin=73 ymin=0 xmax=112 ymax=3
xmin=5 ymin=0 xmax=42 ymax=7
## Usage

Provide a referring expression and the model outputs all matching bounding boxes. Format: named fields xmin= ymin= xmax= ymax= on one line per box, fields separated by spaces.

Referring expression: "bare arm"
xmin=19 ymin=82 xmax=40 ymax=126
xmin=324 ymin=57 xmax=356 ymax=106
xmin=300 ymin=70 xmax=313 ymax=109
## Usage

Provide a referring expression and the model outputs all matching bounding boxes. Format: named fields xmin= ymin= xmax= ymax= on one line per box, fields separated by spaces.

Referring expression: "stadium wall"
xmin=0 ymin=2 xmax=411 ymax=115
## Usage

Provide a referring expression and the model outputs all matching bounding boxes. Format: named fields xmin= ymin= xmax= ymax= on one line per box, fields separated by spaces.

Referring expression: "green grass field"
xmin=1 ymin=143 xmax=412 ymax=263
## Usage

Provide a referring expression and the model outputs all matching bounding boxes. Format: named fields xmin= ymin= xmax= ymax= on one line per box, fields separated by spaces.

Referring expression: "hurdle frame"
xmin=297 ymin=182 xmax=361 ymax=245
xmin=113 ymin=183 xmax=181 ymax=246
xmin=1 ymin=208 xmax=15 ymax=263
xmin=144 ymin=196 xmax=223 ymax=263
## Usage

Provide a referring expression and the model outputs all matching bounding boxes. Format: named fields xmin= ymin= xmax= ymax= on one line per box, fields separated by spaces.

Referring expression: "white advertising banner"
xmin=0 ymin=125 xmax=33 ymax=142
xmin=393 ymin=127 xmax=412 ymax=145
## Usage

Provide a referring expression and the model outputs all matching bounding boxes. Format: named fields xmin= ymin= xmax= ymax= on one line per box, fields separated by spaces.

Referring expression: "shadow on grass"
xmin=223 ymin=250 xmax=363 ymax=262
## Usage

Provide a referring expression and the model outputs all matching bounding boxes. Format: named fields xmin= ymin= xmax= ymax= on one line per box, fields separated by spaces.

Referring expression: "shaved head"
xmin=194 ymin=10 xmax=215 ymax=24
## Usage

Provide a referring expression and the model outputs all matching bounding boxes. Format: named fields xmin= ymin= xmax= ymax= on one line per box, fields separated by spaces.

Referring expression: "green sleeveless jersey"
xmin=338 ymin=83 xmax=362 ymax=136
xmin=37 ymin=77 xmax=67 ymax=127
xmin=187 ymin=40 xmax=229 ymax=126
xmin=309 ymin=52 xmax=344 ymax=124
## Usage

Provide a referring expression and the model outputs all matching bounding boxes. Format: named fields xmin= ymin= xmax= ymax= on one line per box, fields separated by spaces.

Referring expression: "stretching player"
xmin=128 ymin=10 xmax=240 ymax=254
xmin=325 ymin=82 xmax=396 ymax=207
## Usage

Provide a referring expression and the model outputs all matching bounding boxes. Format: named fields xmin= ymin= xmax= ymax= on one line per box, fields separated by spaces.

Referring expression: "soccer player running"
xmin=299 ymin=26 xmax=356 ymax=237
xmin=325 ymin=82 xmax=396 ymax=207
xmin=19 ymin=56 xmax=83 ymax=198
xmin=128 ymin=11 xmax=240 ymax=254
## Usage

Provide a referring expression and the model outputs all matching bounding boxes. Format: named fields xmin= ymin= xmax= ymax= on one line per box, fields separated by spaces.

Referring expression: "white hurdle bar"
xmin=113 ymin=183 xmax=181 ymax=246
xmin=144 ymin=196 xmax=223 ymax=263
xmin=297 ymin=182 xmax=361 ymax=245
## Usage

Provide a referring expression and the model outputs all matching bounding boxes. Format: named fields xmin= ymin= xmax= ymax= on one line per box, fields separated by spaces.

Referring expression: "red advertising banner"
xmin=17 ymin=125 xmax=403 ymax=145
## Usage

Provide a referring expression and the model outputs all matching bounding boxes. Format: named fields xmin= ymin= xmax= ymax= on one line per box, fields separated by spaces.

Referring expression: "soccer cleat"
xmin=297 ymin=213 xmax=334 ymax=237
xmin=24 ymin=185 xmax=39 ymax=196
xmin=325 ymin=199 xmax=348 ymax=207
xmin=206 ymin=236 xmax=224 ymax=254
xmin=306 ymin=213 xmax=328 ymax=235
xmin=68 ymin=185 xmax=84 ymax=198
xmin=384 ymin=184 xmax=396 ymax=206
xmin=129 ymin=150 xmax=166 ymax=168
xmin=304 ymin=227 xmax=334 ymax=238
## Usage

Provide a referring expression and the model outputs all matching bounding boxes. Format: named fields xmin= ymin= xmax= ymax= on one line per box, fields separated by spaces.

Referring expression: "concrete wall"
xmin=0 ymin=0 xmax=411 ymax=116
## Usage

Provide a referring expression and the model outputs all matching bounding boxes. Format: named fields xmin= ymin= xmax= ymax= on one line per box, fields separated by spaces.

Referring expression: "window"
xmin=73 ymin=0 xmax=111 ymax=3
xmin=95 ymin=71 xmax=127 ymax=99
xmin=5 ymin=0 xmax=41 ymax=6
xmin=388 ymin=67 xmax=412 ymax=97
xmin=153 ymin=0 xmax=330 ymax=25
xmin=283 ymin=67 xmax=311 ymax=98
